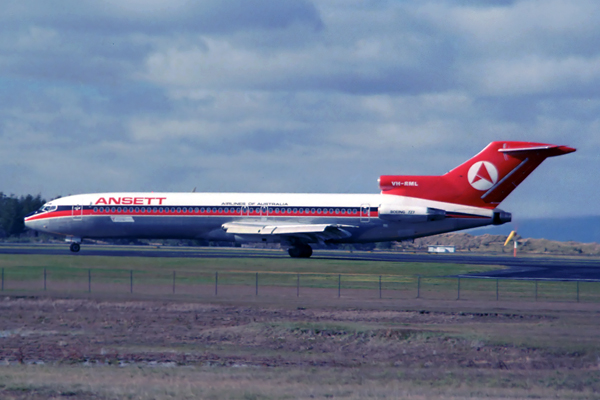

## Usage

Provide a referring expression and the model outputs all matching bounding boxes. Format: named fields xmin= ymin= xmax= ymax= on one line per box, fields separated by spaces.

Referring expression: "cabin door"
xmin=72 ymin=205 xmax=83 ymax=221
xmin=360 ymin=204 xmax=370 ymax=223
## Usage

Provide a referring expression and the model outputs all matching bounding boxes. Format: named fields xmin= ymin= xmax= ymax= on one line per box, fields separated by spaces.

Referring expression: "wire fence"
xmin=1 ymin=267 xmax=597 ymax=303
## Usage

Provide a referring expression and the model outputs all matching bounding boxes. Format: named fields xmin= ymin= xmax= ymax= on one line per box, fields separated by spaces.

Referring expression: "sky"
xmin=1 ymin=0 xmax=598 ymax=221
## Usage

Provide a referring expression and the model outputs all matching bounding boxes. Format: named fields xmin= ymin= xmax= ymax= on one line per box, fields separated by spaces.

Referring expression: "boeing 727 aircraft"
xmin=24 ymin=141 xmax=575 ymax=257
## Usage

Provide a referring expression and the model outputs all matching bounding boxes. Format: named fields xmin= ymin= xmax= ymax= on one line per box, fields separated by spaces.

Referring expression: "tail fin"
xmin=379 ymin=141 xmax=575 ymax=209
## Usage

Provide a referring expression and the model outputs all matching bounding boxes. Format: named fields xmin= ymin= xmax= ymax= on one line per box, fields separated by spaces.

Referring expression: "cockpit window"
xmin=40 ymin=205 xmax=57 ymax=213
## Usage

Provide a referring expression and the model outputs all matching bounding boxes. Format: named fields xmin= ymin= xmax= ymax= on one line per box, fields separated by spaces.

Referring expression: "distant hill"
xmin=467 ymin=216 xmax=600 ymax=244
xmin=404 ymin=233 xmax=600 ymax=256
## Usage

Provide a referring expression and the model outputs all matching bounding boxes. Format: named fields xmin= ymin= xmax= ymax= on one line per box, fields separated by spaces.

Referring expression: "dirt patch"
xmin=0 ymin=296 xmax=592 ymax=373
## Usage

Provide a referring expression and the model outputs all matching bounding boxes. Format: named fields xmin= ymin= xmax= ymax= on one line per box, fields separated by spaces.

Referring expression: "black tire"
xmin=288 ymin=247 xmax=302 ymax=258
xmin=70 ymin=243 xmax=81 ymax=253
xmin=288 ymin=245 xmax=313 ymax=258
xmin=302 ymin=246 xmax=313 ymax=258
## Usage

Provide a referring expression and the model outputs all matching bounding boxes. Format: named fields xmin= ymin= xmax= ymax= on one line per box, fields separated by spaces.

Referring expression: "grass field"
xmin=2 ymin=296 xmax=600 ymax=399
xmin=2 ymin=250 xmax=600 ymax=398
xmin=0 ymin=251 xmax=595 ymax=303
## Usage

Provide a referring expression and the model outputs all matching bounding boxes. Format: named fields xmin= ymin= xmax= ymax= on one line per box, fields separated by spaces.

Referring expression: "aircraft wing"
xmin=222 ymin=221 xmax=357 ymax=243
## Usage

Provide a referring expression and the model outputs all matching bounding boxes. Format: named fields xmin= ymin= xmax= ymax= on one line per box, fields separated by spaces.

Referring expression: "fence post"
xmin=130 ymin=270 xmax=133 ymax=294
xmin=173 ymin=271 xmax=176 ymax=294
xmin=417 ymin=276 xmax=420 ymax=299
xmin=215 ymin=272 xmax=218 ymax=296
xmin=535 ymin=281 xmax=538 ymax=301
xmin=255 ymin=272 xmax=258 ymax=296
xmin=88 ymin=269 xmax=91 ymax=293
xmin=297 ymin=273 xmax=299 ymax=297
xmin=379 ymin=275 xmax=382 ymax=299
xmin=577 ymin=281 xmax=580 ymax=303
xmin=338 ymin=274 xmax=341 ymax=298
xmin=457 ymin=277 xmax=460 ymax=300
xmin=496 ymin=279 xmax=499 ymax=301
xmin=44 ymin=268 xmax=47 ymax=291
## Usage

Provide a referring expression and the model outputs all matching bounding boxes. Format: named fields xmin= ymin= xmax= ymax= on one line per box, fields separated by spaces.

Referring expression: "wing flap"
xmin=222 ymin=222 xmax=357 ymax=240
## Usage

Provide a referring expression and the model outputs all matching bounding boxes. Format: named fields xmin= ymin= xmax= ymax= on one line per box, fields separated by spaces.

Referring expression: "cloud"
xmin=0 ymin=0 xmax=598 ymax=219
xmin=1 ymin=0 xmax=323 ymax=34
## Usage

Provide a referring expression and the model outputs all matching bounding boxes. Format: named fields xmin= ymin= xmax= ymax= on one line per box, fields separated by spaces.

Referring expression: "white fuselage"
xmin=24 ymin=192 xmax=499 ymax=245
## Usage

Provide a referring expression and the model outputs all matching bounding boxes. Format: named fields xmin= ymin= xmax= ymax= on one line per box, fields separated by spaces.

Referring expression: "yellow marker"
xmin=504 ymin=230 xmax=516 ymax=247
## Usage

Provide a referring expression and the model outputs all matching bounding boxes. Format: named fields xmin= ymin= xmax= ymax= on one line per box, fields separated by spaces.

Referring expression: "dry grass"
xmin=2 ymin=365 xmax=600 ymax=400
xmin=1 ymin=296 xmax=600 ymax=399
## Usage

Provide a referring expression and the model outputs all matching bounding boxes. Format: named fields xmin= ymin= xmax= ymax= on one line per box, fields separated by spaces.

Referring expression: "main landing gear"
xmin=288 ymin=245 xmax=313 ymax=258
xmin=69 ymin=243 xmax=81 ymax=253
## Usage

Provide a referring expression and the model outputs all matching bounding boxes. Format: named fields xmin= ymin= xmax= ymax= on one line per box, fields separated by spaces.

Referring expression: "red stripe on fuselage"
xmin=25 ymin=210 xmax=73 ymax=222
xmin=26 ymin=208 xmax=378 ymax=221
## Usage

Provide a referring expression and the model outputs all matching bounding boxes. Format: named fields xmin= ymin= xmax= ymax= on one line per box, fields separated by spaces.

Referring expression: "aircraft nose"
xmin=24 ymin=217 xmax=34 ymax=230
xmin=24 ymin=213 xmax=41 ymax=231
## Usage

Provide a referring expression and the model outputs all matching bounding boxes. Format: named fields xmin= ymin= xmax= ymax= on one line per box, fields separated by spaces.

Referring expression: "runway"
xmin=1 ymin=243 xmax=599 ymax=281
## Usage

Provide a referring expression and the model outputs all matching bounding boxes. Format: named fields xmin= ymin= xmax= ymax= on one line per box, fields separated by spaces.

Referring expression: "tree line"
xmin=0 ymin=193 xmax=46 ymax=238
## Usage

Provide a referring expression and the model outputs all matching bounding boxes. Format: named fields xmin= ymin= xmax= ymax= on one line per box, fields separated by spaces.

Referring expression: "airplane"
xmin=24 ymin=141 xmax=575 ymax=257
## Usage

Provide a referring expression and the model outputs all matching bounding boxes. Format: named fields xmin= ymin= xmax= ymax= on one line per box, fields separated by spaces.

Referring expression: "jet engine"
xmin=378 ymin=205 xmax=446 ymax=222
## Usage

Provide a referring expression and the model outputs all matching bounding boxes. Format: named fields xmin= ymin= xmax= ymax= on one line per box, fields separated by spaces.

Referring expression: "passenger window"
xmin=293 ymin=208 xmax=297 ymax=213
xmin=93 ymin=207 xmax=98 ymax=213
xmin=195 ymin=207 xmax=200 ymax=213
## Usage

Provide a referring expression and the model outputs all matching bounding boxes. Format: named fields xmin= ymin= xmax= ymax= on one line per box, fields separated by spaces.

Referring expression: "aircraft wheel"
xmin=70 ymin=243 xmax=81 ymax=253
xmin=288 ymin=245 xmax=312 ymax=258
xmin=303 ymin=245 xmax=313 ymax=258
xmin=288 ymin=247 xmax=302 ymax=258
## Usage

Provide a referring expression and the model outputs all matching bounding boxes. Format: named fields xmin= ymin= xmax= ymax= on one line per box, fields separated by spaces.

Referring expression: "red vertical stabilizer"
xmin=379 ymin=141 xmax=575 ymax=209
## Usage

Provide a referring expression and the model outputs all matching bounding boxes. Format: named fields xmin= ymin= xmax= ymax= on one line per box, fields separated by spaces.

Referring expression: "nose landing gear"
xmin=69 ymin=243 xmax=81 ymax=253
xmin=288 ymin=245 xmax=313 ymax=258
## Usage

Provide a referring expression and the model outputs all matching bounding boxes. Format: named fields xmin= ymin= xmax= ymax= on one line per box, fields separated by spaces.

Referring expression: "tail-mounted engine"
xmin=492 ymin=209 xmax=512 ymax=225
xmin=378 ymin=205 xmax=446 ymax=223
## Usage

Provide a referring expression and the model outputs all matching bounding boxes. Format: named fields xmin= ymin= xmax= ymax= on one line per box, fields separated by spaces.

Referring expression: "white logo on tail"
xmin=468 ymin=161 xmax=498 ymax=191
